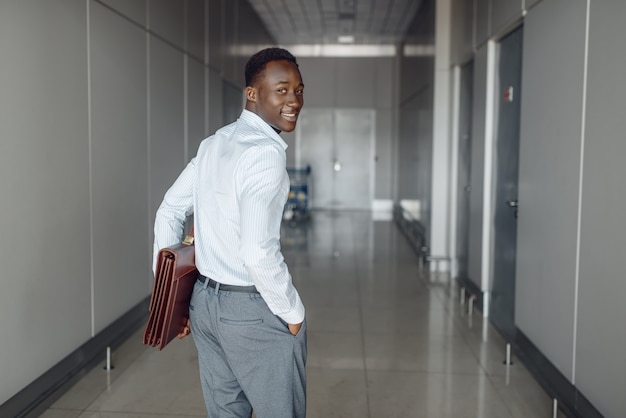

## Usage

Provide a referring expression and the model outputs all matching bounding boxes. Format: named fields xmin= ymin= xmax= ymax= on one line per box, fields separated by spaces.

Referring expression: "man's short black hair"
xmin=245 ymin=47 xmax=298 ymax=87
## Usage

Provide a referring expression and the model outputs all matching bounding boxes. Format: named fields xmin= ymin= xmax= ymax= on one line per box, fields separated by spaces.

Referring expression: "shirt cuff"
xmin=277 ymin=299 xmax=306 ymax=324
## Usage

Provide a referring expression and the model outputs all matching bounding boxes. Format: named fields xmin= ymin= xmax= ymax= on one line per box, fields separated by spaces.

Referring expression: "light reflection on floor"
xmin=41 ymin=210 xmax=560 ymax=418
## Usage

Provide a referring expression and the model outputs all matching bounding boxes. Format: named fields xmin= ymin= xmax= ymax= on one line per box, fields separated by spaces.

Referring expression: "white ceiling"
xmin=246 ymin=0 xmax=425 ymax=45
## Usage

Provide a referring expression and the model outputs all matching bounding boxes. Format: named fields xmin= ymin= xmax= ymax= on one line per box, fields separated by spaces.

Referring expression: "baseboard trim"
xmin=456 ymin=276 xmax=484 ymax=313
xmin=452 ymin=277 xmax=603 ymax=416
xmin=393 ymin=203 xmax=428 ymax=262
xmin=0 ymin=297 xmax=149 ymax=418
xmin=513 ymin=330 xmax=603 ymax=418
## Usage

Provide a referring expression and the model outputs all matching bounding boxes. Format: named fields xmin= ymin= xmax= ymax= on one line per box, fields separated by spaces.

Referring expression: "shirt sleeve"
xmin=152 ymin=157 xmax=196 ymax=273
xmin=237 ymin=145 xmax=305 ymax=324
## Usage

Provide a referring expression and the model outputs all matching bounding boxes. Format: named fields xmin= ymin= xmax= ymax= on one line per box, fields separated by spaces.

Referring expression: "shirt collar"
xmin=239 ymin=109 xmax=288 ymax=150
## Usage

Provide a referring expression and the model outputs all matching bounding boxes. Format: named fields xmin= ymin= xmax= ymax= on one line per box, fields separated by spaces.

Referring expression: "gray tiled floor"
xmin=41 ymin=211 xmax=559 ymax=417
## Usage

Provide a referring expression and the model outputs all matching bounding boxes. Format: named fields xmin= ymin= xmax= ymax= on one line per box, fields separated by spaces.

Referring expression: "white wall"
xmin=515 ymin=0 xmax=626 ymax=414
xmin=0 ymin=0 xmax=92 ymax=402
xmin=430 ymin=0 xmax=453 ymax=259
xmin=90 ymin=1 xmax=151 ymax=332
xmin=397 ymin=0 xmax=435 ymax=230
xmin=515 ymin=0 xmax=586 ymax=382
xmin=467 ymin=45 xmax=489 ymax=290
xmin=447 ymin=0 xmax=626 ymax=415
xmin=0 ymin=0 xmax=274 ymax=406
xmin=576 ymin=1 xmax=626 ymax=415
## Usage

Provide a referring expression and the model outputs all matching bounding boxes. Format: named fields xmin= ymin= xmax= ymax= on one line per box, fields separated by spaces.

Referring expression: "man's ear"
xmin=245 ymin=86 xmax=256 ymax=102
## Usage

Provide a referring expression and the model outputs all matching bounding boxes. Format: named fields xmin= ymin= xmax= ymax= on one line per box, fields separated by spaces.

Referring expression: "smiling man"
xmin=153 ymin=48 xmax=306 ymax=418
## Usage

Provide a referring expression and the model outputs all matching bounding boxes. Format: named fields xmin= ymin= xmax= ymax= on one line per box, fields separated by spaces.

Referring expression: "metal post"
xmin=505 ymin=362 xmax=511 ymax=386
xmin=460 ymin=287 xmax=466 ymax=305
xmin=104 ymin=346 xmax=114 ymax=370
xmin=503 ymin=343 xmax=513 ymax=365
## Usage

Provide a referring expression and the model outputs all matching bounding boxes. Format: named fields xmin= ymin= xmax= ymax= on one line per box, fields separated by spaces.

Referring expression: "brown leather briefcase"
xmin=143 ymin=231 xmax=198 ymax=351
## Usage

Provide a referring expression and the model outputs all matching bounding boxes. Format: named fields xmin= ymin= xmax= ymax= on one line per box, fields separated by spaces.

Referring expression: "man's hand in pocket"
xmin=177 ymin=317 xmax=191 ymax=339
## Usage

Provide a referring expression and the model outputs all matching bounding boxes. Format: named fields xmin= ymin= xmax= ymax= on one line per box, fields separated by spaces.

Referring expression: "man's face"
xmin=246 ymin=60 xmax=304 ymax=133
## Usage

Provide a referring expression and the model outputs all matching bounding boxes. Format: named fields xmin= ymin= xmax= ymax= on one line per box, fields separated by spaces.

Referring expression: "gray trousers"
xmin=189 ymin=279 xmax=307 ymax=418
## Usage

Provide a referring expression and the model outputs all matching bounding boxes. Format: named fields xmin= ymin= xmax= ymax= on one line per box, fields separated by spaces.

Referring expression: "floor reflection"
xmin=42 ymin=210 xmax=559 ymax=418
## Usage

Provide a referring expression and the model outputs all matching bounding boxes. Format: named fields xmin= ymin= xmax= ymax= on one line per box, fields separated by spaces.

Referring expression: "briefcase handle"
xmin=182 ymin=227 xmax=194 ymax=246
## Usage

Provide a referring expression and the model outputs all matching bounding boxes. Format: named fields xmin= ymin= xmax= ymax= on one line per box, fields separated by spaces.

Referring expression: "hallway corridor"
xmin=41 ymin=211 xmax=557 ymax=418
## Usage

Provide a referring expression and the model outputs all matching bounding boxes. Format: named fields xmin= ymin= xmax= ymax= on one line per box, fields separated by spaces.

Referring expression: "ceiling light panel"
xmin=247 ymin=0 xmax=423 ymax=46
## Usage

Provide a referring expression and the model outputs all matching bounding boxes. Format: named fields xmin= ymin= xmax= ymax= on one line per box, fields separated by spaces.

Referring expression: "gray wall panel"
xmin=207 ymin=66 xmax=224 ymax=135
xmin=398 ymin=102 xmax=420 ymax=200
xmin=223 ymin=81 xmax=244 ymax=125
xmin=398 ymin=90 xmax=433 ymax=215
xmin=491 ymin=0 xmax=522 ymax=36
xmin=100 ymin=0 xmax=146 ymax=26
xmin=515 ymin=0 xmax=586 ymax=380
xmin=186 ymin=0 xmax=206 ymax=62
xmin=374 ymin=59 xmax=395 ymax=201
xmin=219 ymin=0 xmax=275 ymax=86
xmin=236 ymin=0 xmax=274 ymax=83
xmin=91 ymin=2 xmax=150 ymax=332
xmin=336 ymin=58 xmax=376 ymax=108
xmin=148 ymin=36 xmax=186 ymax=239
xmin=464 ymin=0 xmax=475 ymax=59
xmin=525 ymin=0 xmax=541 ymax=9
xmin=222 ymin=0 xmax=237 ymax=84
xmin=414 ymin=103 xmax=433 ymax=225
xmin=298 ymin=57 xmax=394 ymax=110
xmin=148 ymin=0 xmax=184 ymax=50
xmin=0 ymin=0 xmax=91 ymax=404
xmin=375 ymin=58 xmax=394 ymax=109
xmin=188 ymin=57 xmax=206 ymax=160
xmin=375 ymin=109 xmax=394 ymax=199
xmin=397 ymin=7 xmax=435 ymax=222
xmin=207 ymin=0 xmax=222 ymax=73
xmin=451 ymin=0 xmax=474 ymax=65
xmin=399 ymin=57 xmax=434 ymax=105
xmin=475 ymin=0 xmax=490 ymax=47
xmin=298 ymin=58 xmax=335 ymax=107
xmin=467 ymin=45 xmax=487 ymax=288
xmin=576 ymin=2 xmax=626 ymax=416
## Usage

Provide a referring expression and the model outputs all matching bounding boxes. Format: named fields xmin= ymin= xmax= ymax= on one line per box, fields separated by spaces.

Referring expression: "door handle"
xmin=507 ymin=200 xmax=518 ymax=208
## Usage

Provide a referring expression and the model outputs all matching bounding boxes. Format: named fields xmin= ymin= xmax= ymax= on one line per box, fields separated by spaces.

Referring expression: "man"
xmin=153 ymin=48 xmax=306 ymax=418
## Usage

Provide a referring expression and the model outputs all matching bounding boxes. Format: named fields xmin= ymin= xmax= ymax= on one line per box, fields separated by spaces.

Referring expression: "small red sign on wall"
xmin=503 ymin=86 xmax=514 ymax=103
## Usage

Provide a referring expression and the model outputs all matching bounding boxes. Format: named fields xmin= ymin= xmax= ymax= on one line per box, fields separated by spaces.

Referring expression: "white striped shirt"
xmin=153 ymin=109 xmax=305 ymax=324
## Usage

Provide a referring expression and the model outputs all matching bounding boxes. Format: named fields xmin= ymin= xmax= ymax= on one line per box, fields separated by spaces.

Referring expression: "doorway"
xmin=455 ymin=60 xmax=474 ymax=281
xmin=490 ymin=26 xmax=523 ymax=337
xmin=296 ymin=108 xmax=375 ymax=210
